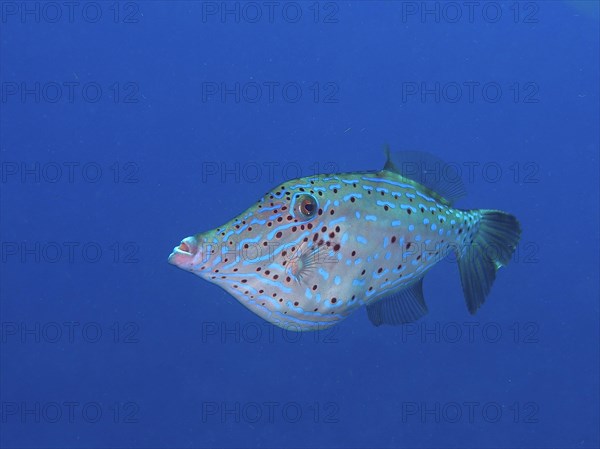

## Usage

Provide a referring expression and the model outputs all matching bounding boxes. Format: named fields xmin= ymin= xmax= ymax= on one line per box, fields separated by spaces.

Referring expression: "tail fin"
xmin=458 ymin=210 xmax=521 ymax=314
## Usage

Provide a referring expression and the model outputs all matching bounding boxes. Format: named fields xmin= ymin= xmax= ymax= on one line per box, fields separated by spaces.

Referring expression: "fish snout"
xmin=168 ymin=236 xmax=202 ymax=270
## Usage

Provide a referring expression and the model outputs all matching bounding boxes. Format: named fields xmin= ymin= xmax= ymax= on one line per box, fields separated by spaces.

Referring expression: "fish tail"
xmin=457 ymin=210 xmax=521 ymax=314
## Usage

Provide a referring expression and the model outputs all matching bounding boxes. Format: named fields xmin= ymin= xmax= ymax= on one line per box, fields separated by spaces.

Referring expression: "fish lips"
xmin=168 ymin=235 xmax=202 ymax=271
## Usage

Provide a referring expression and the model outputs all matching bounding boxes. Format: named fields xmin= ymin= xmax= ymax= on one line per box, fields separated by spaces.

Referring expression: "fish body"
xmin=169 ymin=150 xmax=521 ymax=331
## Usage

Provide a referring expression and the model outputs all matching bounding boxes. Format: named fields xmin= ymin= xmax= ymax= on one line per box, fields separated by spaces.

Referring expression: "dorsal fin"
xmin=383 ymin=145 xmax=467 ymax=206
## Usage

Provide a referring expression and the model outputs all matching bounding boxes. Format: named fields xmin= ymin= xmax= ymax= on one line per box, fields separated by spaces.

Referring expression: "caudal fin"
xmin=458 ymin=210 xmax=521 ymax=314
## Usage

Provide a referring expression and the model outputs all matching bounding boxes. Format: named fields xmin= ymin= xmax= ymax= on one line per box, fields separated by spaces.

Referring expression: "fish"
xmin=168 ymin=149 xmax=521 ymax=331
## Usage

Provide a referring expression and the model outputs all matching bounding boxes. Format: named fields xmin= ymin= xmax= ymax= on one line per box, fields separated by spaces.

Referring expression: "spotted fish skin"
xmin=169 ymin=153 xmax=521 ymax=331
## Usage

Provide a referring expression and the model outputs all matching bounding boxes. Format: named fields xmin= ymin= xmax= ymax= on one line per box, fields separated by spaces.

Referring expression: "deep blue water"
xmin=1 ymin=1 xmax=599 ymax=448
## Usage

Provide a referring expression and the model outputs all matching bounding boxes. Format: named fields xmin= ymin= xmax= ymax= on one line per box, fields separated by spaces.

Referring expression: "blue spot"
xmin=222 ymin=257 xmax=241 ymax=270
xmin=330 ymin=216 xmax=347 ymax=226
xmin=392 ymin=220 xmax=402 ymax=227
xmin=416 ymin=191 xmax=436 ymax=202
xmin=239 ymin=235 xmax=263 ymax=246
xmin=356 ymin=236 xmax=367 ymax=244
xmin=423 ymin=218 xmax=430 ymax=225
xmin=355 ymin=211 xmax=361 ymax=219
xmin=267 ymin=223 xmax=306 ymax=240
xmin=431 ymin=224 xmax=437 ymax=231
xmin=318 ymin=268 xmax=330 ymax=280
xmin=234 ymin=224 xmax=250 ymax=234
xmin=409 ymin=224 xmax=415 ymax=231
xmin=365 ymin=215 xmax=377 ymax=221
xmin=373 ymin=268 xmax=389 ymax=279
xmin=377 ymin=200 xmax=395 ymax=208
xmin=239 ymin=273 xmax=291 ymax=292
xmin=334 ymin=276 xmax=341 ymax=285
xmin=260 ymin=204 xmax=280 ymax=212
xmin=305 ymin=288 xmax=313 ymax=299
xmin=343 ymin=193 xmax=362 ymax=201
xmin=385 ymin=252 xmax=392 ymax=260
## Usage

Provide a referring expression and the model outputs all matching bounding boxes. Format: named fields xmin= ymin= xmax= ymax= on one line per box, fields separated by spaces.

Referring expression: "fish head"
xmin=169 ymin=174 xmax=373 ymax=330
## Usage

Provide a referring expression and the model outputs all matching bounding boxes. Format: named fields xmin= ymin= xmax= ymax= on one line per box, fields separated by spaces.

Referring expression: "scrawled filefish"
xmin=168 ymin=149 xmax=521 ymax=331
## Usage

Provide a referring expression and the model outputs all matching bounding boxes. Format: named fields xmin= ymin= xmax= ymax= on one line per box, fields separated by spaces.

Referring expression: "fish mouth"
xmin=177 ymin=238 xmax=195 ymax=255
xmin=168 ymin=236 xmax=200 ymax=269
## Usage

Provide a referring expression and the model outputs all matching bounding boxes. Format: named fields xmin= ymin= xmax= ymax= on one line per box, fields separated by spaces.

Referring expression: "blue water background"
xmin=1 ymin=1 xmax=599 ymax=448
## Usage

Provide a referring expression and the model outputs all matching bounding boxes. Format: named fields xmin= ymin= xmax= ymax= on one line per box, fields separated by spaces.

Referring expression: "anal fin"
xmin=366 ymin=278 xmax=428 ymax=326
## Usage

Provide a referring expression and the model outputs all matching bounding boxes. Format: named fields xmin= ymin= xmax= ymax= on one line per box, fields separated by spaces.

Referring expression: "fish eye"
xmin=293 ymin=194 xmax=318 ymax=220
